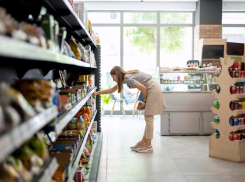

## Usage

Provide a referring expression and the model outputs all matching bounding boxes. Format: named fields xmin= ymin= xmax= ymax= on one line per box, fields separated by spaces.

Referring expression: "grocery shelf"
xmin=83 ymin=137 xmax=98 ymax=181
xmin=42 ymin=0 xmax=96 ymax=48
xmin=32 ymin=157 xmax=59 ymax=182
xmin=235 ymin=78 xmax=245 ymax=83
xmin=53 ymin=87 xmax=97 ymax=134
xmin=0 ymin=106 xmax=58 ymax=163
xmin=232 ymin=125 xmax=245 ymax=132
xmin=159 ymin=70 xmax=218 ymax=73
xmin=67 ymin=110 xmax=97 ymax=182
xmin=161 ymin=83 xmax=208 ymax=85
xmin=0 ymin=35 xmax=96 ymax=68
xmin=232 ymin=109 xmax=245 ymax=115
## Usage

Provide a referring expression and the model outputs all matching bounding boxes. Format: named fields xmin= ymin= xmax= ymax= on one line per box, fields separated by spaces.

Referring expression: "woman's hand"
xmin=92 ymin=92 xmax=97 ymax=97
xmin=137 ymin=102 xmax=146 ymax=110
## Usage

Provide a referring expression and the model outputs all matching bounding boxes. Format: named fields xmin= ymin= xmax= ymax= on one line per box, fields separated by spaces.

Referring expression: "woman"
xmin=92 ymin=66 xmax=166 ymax=153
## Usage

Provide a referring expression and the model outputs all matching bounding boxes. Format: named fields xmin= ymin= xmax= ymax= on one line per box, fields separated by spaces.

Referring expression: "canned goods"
xmin=239 ymin=71 xmax=242 ymax=78
xmin=239 ymin=103 xmax=242 ymax=110
xmin=236 ymin=87 xmax=240 ymax=94
xmin=232 ymin=86 xmax=236 ymax=94
xmin=242 ymin=62 xmax=245 ymax=71
xmin=237 ymin=134 xmax=241 ymax=140
xmin=238 ymin=62 xmax=242 ymax=71
xmin=240 ymin=87 xmax=244 ymax=93
xmin=242 ymin=71 xmax=244 ymax=78
xmin=214 ymin=116 xmax=220 ymax=124
xmin=238 ymin=118 xmax=241 ymax=125
xmin=234 ymin=134 xmax=238 ymax=140
xmin=241 ymin=118 xmax=245 ymax=125
xmin=233 ymin=71 xmax=236 ymax=78
xmin=230 ymin=102 xmax=235 ymax=111
xmin=229 ymin=133 xmax=234 ymax=141
xmin=242 ymin=103 xmax=245 ymax=109
xmin=235 ymin=103 xmax=239 ymax=110
xmin=230 ymin=118 xmax=234 ymax=126
xmin=234 ymin=119 xmax=239 ymax=125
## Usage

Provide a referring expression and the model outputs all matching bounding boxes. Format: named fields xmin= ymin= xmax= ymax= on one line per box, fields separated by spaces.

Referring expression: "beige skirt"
xmin=143 ymin=78 xmax=166 ymax=115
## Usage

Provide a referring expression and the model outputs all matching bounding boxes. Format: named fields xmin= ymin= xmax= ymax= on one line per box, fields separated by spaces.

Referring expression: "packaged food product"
xmin=28 ymin=131 xmax=49 ymax=161
xmin=67 ymin=117 xmax=77 ymax=130
xmin=83 ymin=147 xmax=90 ymax=157
xmin=69 ymin=36 xmax=81 ymax=60
xmin=0 ymin=83 xmax=35 ymax=121
xmin=76 ymin=116 xmax=85 ymax=131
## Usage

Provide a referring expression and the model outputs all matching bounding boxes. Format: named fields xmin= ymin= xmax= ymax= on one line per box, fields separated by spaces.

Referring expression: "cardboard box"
xmin=53 ymin=166 xmax=66 ymax=182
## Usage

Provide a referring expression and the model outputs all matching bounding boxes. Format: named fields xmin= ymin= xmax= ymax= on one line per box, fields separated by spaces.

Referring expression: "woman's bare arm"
xmin=93 ymin=85 xmax=118 ymax=96
xmin=134 ymin=82 xmax=147 ymax=102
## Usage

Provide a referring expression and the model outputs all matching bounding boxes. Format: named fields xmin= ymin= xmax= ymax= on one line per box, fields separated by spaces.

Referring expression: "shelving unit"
xmin=66 ymin=110 xmax=97 ymax=182
xmin=210 ymin=57 xmax=245 ymax=163
xmin=0 ymin=106 xmax=58 ymax=163
xmin=0 ymin=35 xmax=96 ymax=69
xmin=0 ymin=0 xmax=102 ymax=181
xmin=32 ymin=157 xmax=59 ymax=182
xmin=50 ymin=87 xmax=97 ymax=134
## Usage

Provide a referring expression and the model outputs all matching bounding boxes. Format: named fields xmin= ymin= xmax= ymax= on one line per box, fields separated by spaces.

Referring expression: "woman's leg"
xmin=140 ymin=115 xmax=154 ymax=146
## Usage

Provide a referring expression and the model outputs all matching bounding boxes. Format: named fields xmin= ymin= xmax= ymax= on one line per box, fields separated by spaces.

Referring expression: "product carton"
xmin=53 ymin=166 xmax=66 ymax=182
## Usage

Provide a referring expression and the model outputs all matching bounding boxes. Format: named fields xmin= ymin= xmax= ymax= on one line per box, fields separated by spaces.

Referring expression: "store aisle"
xmin=97 ymin=115 xmax=245 ymax=182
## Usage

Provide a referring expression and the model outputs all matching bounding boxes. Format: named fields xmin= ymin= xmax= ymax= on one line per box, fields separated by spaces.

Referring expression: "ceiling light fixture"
xmin=140 ymin=0 xmax=144 ymax=3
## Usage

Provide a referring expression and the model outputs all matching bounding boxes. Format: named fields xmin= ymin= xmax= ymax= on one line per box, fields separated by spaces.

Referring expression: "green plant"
xmin=100 ymin=89 xmax=111 ymax=105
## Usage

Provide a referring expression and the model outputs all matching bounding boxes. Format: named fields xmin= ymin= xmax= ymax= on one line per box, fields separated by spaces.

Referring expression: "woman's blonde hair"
xmin=110 ymin=66 xmax=139 ymax=93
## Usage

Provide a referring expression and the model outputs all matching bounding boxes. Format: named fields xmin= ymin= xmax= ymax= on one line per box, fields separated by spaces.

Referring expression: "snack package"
xmin=0 ymin=83 xmax=36 ymax=121
xmin=83 ymin=147 xmax=90 ymax=157
xmin=28 ymin=131 xmax=49 ymax=161
xmin=78 ymin=43 xmax=85 ymax=61
xmin=64 ymin=41 xmax=76 ymax=58
xmin=76 ymin=116 xmax=85 ymax=132
xmin=69 ymin=36 xmax=81 ymax=60
xmin=67 ymin=117 xmax=78 ymax=130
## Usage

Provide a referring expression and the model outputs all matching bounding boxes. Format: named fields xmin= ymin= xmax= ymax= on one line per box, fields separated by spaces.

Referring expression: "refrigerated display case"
xmin=157 ymin=68 xmax=219 ymax=135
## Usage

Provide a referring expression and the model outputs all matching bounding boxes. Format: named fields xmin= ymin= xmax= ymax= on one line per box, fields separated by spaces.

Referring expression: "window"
xmin=89 ymin=11 xmax=194 ymax=113
xmin=160 ymin=27 xmax=193 ymax=67
xmin=222 ymin=13 xmax=245 ymax=24
xmin=92 ymin=27 xmax=121 ymax=111
xmin=223 ymin=27 xmax=245 ymax=44
xmin=222 ymin=13 xmax=245 ymax=43
xmin=124 ymin=13 xmax=157 ymax=24
xmin=160 ymin=13 xmax=192 ymax=24
xmin=88 ymin=12 xmax=120 ymax=24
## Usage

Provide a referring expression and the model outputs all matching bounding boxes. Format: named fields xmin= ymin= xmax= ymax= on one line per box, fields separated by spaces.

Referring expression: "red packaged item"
xmin=239 ymin=71 xmax=242 ymax=78
xmin=241 ymin=118 xmax=245 ymax=125
xmin=234 ymin=62 xmax=238 ymax=69
xmin=239 ymin=103 xmax=242 ymax=110
xmin=240 ymin=87 xmax=244 ymax=94
xmin=236 ymin=87 xmax=240 ymax=94
xmin=229 ymin=133 xmax=234 ymax=141
xmin=238 ymin=62 xmax=242 ymax=71
xmin=234 ymin=134 xmax=238 ymax=140
xmin=232 ymin=86 xmax=236 ymax=94
xmin=237 ymin=134 xmax=241 ymax=140
xmin=231 ymin=63 xmax=235 ymax=70
xmin=242 ymin=71 xmax=245 ymax=78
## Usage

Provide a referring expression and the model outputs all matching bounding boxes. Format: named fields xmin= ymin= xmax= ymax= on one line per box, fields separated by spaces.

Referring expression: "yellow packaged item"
xmin=69 ymin=36 xmax=81 ymax=60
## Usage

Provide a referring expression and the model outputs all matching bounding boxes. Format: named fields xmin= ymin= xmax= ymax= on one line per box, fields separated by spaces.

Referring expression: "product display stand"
xmin=210 ymin=57 xmax=245 ymax=163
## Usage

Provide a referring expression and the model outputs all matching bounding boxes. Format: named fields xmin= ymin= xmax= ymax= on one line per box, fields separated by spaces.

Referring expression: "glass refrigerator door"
xmin=160 ymin=73 xmax=208 ymax=92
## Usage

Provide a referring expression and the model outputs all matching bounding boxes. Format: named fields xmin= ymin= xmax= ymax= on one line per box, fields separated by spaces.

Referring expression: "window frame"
xmin=88 ymin=10 xmax=194 ymax=113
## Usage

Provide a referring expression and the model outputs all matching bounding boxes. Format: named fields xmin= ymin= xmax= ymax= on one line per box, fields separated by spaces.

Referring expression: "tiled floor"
xmin=97 ymin=115 xmax=245 ymax=182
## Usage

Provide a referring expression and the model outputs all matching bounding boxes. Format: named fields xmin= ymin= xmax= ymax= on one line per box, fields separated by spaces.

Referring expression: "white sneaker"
xmin=135 ymin=144 xmax=153 ymax=153
xmin=130 ymin=141 xmax=144 ymax=151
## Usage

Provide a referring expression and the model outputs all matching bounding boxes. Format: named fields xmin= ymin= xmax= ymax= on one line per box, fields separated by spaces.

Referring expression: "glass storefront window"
xmin=88 ymin=12 xmax=120 ymax=24
xmin=222 ymin=13 xmax=245 ymax=24
xmin=160 ymin=13 xmax=192 ymax=24
xmin=160 ymin=27 xmax=192 ymax=68
xmin=124 ymin=13 xmax=157 ymax=24
xmin=92 ymin=27 xmax=121 ymax=111
xmin=223 ymin=27 xmax=245 ymax=44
